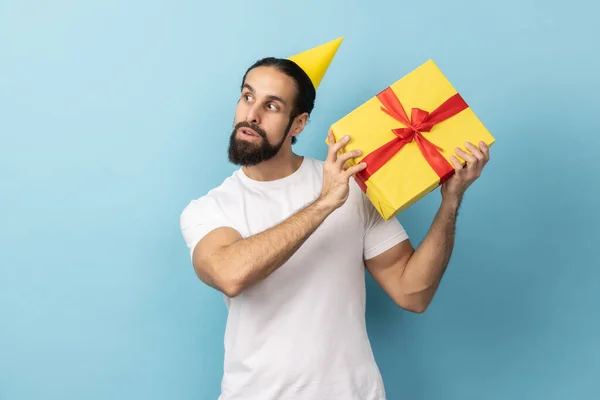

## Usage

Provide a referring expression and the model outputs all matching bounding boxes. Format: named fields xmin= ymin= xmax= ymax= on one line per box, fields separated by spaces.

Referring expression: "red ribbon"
xmin=354 ymin=87 xmax=469 ymax=192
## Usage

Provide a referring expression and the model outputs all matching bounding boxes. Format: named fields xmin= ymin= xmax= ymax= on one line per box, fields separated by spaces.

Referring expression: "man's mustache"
xmin=235 ymin=121 xmax=267 ymax=139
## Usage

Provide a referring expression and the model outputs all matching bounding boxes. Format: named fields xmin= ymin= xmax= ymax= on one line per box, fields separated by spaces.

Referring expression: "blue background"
xmin=1 ymin=0 xmax=599 ymax=399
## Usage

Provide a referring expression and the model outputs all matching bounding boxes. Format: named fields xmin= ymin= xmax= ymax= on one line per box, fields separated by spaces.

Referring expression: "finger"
xmin=345 ymin=162 xmax=368 ymax=177
xmin=336 ymin=149 xmax=362 ymax=168
xmin=479 ymin=141 xmax=490 ymax=161
xmin=326 ymin=130 xmax=337 ymax=163
xmin=449 ymin=155 xmax=463 ymax=171
xmin=464 ymin=141 xmax=485 ymax=162
xmin=332 ymin=135 xmax=350 ymax=157
xmin=455 ymin=147 xmax=477 ymax=167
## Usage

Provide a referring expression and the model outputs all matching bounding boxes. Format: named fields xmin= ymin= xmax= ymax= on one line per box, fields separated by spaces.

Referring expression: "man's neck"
xmin=241 ymin=152 xmax=304 ymax=182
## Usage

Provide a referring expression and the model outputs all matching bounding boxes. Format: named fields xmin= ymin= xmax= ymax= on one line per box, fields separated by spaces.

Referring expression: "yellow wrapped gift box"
xmin=329 ymin=59 xmax=495 ymax=220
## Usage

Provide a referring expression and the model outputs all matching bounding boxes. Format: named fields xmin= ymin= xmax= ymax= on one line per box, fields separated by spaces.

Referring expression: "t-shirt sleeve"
xmin=361 ymin=191 xmax=409 ymax=260
xmin=179 ymin=195 xmax=237 ymax=257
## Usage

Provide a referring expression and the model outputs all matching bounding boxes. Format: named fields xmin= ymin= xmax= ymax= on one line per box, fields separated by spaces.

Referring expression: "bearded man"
xmin=180 ymin=37 xmax=490 ymax=400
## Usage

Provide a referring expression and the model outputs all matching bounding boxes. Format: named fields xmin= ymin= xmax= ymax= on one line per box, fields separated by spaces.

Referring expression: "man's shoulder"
xmin=181 ymin=170 xmax=244 ymax=219
xmin=308 ymin=156 xmax=327 ymax=169
xmin=305 ymin=156 xmax=324 ymax=166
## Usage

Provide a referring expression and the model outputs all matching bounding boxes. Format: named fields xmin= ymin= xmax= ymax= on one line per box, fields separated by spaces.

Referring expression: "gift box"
xmin=329 ymin=59 xmax=495 ymax=220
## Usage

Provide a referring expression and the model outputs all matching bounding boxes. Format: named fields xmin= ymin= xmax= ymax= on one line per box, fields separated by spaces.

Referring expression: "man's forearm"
xmin=211 ymin=197 xmax=335 ymax=296
xmin=400 ymin=195 xmax=462 ymax=295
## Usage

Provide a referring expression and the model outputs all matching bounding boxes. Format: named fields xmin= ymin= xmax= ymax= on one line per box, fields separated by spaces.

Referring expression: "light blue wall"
xmin=1 ymin=0 xmax=598 ymax=399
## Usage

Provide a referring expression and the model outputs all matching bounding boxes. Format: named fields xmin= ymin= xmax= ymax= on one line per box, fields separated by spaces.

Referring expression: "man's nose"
xmin=246 ymin=104 xmax=262 ymax=125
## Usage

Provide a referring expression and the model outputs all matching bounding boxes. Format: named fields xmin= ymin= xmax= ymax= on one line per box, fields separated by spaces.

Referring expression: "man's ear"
xmin=290 ymin=112 xmax=309 ymax=138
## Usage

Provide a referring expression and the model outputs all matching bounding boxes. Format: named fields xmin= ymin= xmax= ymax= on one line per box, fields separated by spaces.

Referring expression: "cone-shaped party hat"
xmin=287 ymin=37 xmax=343 ymax=89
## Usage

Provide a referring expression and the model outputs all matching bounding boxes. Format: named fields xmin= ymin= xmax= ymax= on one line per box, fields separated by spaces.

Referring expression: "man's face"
xmin=228 ymin=66 xmax=299 ymax=166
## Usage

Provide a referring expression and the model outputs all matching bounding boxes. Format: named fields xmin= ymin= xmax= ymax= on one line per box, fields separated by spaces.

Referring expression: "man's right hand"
xmin=319 ymin=130 xmax=367 ymax=211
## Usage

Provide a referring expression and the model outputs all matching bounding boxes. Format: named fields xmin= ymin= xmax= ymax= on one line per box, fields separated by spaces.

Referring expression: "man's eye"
xmin=267 ymin=103 xmax=278 ymax=111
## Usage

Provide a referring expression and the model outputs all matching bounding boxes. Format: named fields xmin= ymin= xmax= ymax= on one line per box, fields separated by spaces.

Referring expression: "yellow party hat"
xmin=287 ymin=37 xmax=343 ymax=89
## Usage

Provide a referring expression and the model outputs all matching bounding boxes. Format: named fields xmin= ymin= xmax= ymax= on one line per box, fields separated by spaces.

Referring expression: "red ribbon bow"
xmin=355 ymin=87 xmax=469 ymax=192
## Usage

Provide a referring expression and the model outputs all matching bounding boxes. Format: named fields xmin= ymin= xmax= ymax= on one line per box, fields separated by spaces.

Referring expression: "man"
xmin=180 ymin=38 xmax=490 ymax=400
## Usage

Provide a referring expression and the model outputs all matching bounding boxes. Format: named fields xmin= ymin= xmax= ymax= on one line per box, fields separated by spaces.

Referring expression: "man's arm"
xmin=365 ymin=141 xmax=490 ymax=313
xmin=192 ymin=197 xmax=334 ymax=297
xmin=190 ymin=132 xmax=366 ymax=297
xmin=365 ymin=196 xmax=460 ymax=313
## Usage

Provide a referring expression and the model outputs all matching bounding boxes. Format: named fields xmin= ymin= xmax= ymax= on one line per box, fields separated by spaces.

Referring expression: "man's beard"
xmin=228 ymin=119 xmax=293 ymax=167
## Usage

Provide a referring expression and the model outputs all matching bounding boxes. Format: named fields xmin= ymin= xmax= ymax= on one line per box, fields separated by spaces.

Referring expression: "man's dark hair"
xmin=241 ymin=57 xmax=316 ymax=145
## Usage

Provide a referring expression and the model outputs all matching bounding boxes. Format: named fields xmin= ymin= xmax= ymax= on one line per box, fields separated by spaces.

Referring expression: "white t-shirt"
xmin=180 ymin=156 xmax=409 ymax=400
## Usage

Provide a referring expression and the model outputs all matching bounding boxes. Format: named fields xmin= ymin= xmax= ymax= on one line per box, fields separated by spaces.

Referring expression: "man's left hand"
xmin=441 ymin=141 xmax=491 ymax=201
